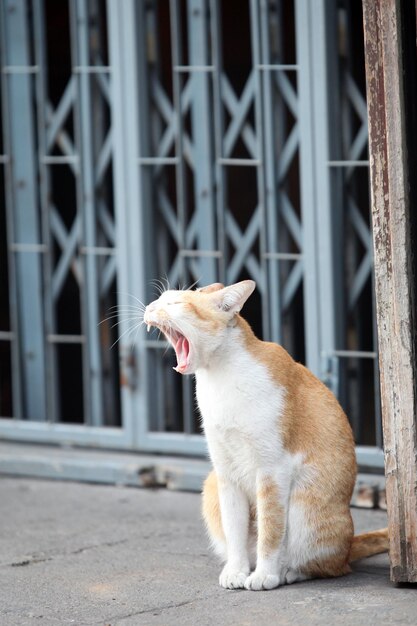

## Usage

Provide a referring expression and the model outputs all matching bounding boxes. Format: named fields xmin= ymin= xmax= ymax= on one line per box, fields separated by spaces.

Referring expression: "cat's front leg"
xmin=244 ymin=473 xmax=286 ymax=591
xmin=217 ymin=476 xmax=250 ymax=589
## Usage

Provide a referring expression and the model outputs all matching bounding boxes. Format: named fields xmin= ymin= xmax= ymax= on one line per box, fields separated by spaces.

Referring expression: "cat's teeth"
xmin=147 ymin=324 xmax=151 ymax=333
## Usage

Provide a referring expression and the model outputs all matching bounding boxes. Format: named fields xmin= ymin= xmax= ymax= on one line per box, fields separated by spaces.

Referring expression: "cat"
xmin=144 ymin=279 xmax=388 ymax=590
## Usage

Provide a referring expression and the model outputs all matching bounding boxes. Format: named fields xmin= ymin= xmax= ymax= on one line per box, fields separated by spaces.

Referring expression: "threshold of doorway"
xmin=0 ymin=441 xmax=209 ymax=493
xmin=0 ymin=441 xmax=386 ymax=509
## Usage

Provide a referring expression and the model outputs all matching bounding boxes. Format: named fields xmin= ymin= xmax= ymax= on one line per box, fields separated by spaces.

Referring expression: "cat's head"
xmin=144 ymin=280 xmax=256 ymax=374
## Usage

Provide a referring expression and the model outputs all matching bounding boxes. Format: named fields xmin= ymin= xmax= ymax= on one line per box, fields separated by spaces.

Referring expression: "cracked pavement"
xmin=1 ymin=477 xmax=416 ymax=626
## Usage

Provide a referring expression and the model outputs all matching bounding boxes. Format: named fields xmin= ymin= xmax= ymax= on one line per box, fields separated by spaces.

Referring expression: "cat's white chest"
xmin=196 ymin=349 xmax=286 ymax=495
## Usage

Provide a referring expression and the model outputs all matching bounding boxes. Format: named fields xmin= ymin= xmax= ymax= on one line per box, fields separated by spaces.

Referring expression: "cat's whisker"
xmin=131 ymin=319 xmax=146 ymax=352
xmin=109 ymin=320 xmax=143 ymax=350
xmin=115 ymin=290 xmax=147 ymax=309
xmin=104 ymin=307 xmax=143 ymax=316
xmin=153 ymin=275 xmax=170 ymax=296
xmin=104 ymin=310 xmax=143 ymax=318
xmin=157 ymin=320 xmax=174 ymax=358
xmin=161 ymin=274 xmax=171 ymax=292
xmin=149 ymin=279 xmax=166 ymax=297
xmin=110 ymin=316 xmax=142 ymax=330
xmin=184 ymin=277 xmax=201 ymax=291
xmin=99 ymin=311 xmax=143 ymax=325
xmin=105 ymin=303 xmax=145 ymax=314
xmin=99 ymin=315 xmax=130 ymax=326
xmin=108 ymin=305 xmax=144 ymax=312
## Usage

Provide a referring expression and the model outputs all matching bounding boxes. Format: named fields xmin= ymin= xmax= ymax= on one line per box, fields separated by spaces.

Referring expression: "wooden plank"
xmin=362 ymin=0 xmax=417 ymax=583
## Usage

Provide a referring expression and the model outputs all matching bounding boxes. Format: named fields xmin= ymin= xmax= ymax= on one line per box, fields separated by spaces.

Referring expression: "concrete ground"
xmin=0 ymin=477 xmax=416 ymax=626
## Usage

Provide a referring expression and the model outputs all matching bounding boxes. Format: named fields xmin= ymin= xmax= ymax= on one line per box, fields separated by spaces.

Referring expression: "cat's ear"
xmin=214 ymin=280 xmax=256 ymax=314
xmin=198 ymin=282 xmax=225 ymax=294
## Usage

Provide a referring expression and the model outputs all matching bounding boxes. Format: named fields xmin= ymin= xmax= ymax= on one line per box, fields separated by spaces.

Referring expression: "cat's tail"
xmin=348 ymin=528 xmax=389 ymax=561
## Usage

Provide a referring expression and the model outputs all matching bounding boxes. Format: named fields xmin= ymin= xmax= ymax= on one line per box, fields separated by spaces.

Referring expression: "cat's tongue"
xmin=174 ymin=335 xmax=190 ymax=373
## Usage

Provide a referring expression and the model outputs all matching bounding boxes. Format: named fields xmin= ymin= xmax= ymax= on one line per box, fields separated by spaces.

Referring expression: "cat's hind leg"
xmin=285 ymin=489 xmax=353 ymax=581
xmin=202 ymin=470 xmax=227 ymax=561
xmin=284 ymin=569 xmax=311 ymax=585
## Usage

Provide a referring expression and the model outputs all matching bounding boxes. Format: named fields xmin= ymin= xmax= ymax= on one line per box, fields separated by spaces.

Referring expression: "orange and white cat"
xmin=144 ymin=280 xmax=388 ymax=591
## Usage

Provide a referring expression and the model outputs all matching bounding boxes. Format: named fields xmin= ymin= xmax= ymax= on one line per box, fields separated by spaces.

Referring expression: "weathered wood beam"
xmin=362 ymin=0 xmax=417 ymax=583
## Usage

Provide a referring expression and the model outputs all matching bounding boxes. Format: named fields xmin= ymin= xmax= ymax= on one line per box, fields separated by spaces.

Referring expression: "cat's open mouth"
xmin=171 ymin=330 xmax=190 ymax=374
xmin=147 ymin=324 xmax=190 ymax=374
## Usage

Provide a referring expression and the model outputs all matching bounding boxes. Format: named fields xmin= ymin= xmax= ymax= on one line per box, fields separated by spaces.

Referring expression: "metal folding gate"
xmin=0 ymin=0 xmax=383 ymax=467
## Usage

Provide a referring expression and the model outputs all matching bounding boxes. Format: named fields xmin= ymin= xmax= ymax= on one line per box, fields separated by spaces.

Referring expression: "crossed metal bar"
xmin=0 ymin=0 xmax=118 ymax=425
xmin=147 ymin=37 xmax=303 ymax=312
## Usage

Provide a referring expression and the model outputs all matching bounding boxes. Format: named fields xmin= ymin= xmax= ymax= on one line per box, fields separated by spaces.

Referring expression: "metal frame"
xmin=1 ymin=0 xmax=47 ymax=422
xmin=0 ymin=0 xmax=130 ymax=447
xmin=324 ymin=1 xmax=382 ymax=459
xmin=0 ymin=0 xmax=383 ymax=468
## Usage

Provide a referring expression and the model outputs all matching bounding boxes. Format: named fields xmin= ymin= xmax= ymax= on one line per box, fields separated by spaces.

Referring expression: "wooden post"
xmin=362 ymin=0 xmax=417 ymax=583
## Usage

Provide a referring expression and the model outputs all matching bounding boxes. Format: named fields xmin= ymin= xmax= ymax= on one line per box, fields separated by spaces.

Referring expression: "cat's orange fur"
xmin=144 ymin=280 xmax=389 ymax=590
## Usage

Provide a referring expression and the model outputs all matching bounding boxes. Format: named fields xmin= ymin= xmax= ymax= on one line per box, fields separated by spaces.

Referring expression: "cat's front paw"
xmin=219 ymin=563 xmax=250 ymax=589
xmin=244 ymin=571 xmax=280 ymax=591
